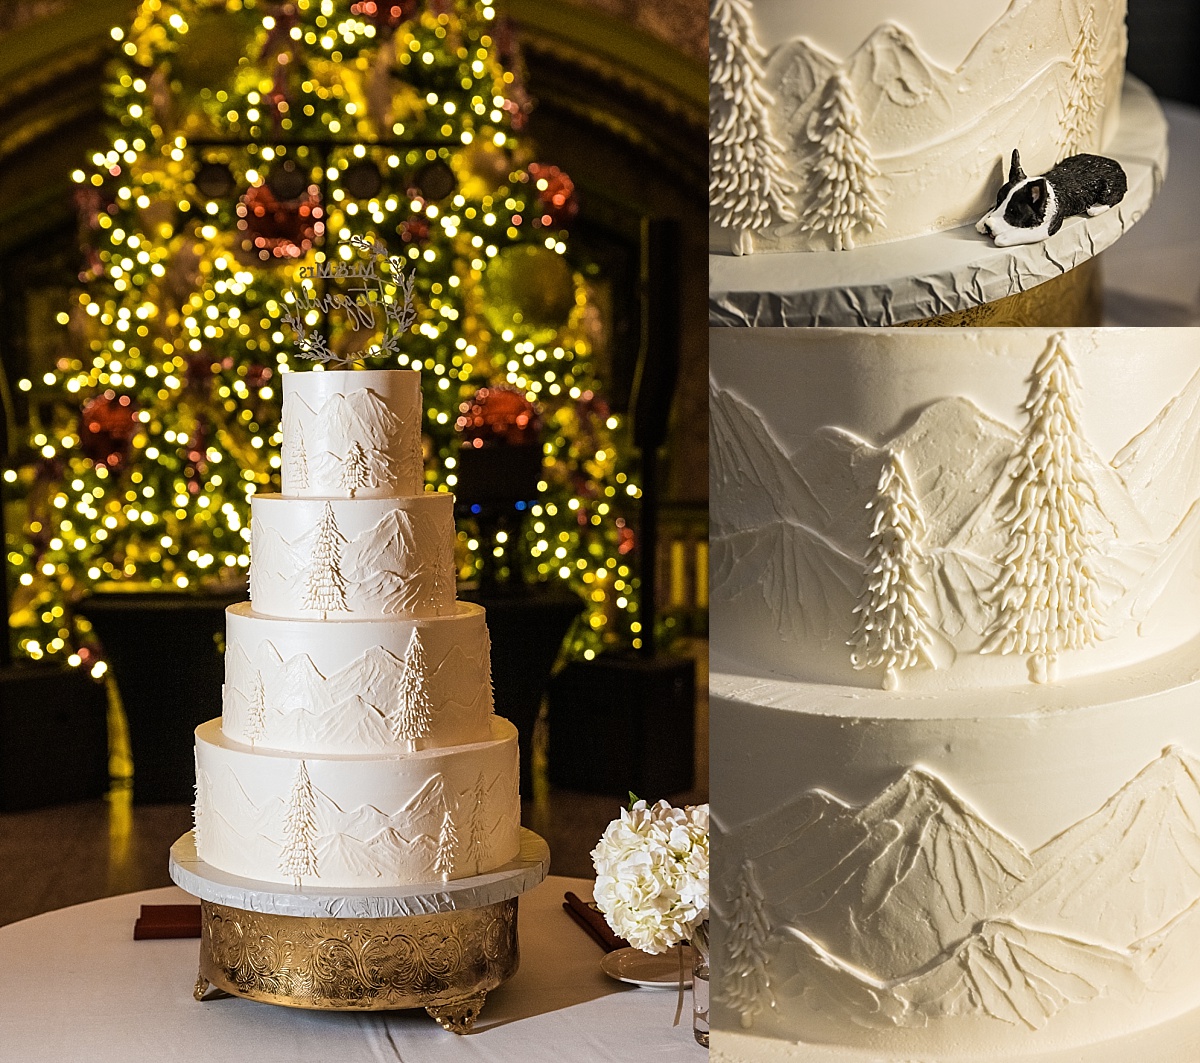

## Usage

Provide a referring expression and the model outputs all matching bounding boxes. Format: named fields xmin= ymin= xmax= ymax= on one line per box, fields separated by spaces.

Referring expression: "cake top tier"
xmin=711 ymin=327 xmax=1200 ymax=691
xmin=280 ymin=369 xmax=423 ymax=500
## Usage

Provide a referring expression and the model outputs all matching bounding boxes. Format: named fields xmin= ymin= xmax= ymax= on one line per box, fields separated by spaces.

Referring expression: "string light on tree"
xmin=8 ymin=0 xmax=637 ymax=663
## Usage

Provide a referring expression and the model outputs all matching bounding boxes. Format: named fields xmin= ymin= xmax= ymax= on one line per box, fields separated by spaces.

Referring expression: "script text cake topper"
xmin=282 ymin=236 xmax=417 ymax=367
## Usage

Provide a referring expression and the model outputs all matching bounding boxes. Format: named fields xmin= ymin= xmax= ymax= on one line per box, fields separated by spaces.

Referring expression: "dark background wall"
xmin=1127 ymin=0 xmax=1200 ymax=105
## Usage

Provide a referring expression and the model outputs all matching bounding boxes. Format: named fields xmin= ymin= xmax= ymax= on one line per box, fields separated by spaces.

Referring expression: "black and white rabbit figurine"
xmin=976 ymin=149 xmax=1127 ymax=246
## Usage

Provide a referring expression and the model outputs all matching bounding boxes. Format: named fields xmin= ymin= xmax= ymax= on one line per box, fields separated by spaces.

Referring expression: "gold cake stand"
xmin=169 ymin=828 xmax=550 ymax=1032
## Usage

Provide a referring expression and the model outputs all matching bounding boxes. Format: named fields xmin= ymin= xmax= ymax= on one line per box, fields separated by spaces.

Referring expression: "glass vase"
xmin=691 ymin=920 xmax=710 ymax=1047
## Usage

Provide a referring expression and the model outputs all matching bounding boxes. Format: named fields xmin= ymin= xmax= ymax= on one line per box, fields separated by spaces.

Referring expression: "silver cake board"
xmin=709 ymin=76 xmax=1169 ymax=327
xmin=169 ymin=827 xmax=550 ymax=918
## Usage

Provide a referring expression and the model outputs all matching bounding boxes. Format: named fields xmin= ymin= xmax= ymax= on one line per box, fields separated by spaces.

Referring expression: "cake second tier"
xmin=222 ymin=601 xmax=493 ymax=755
xmin=195 ymin=716 xmax=521 ymax=889
xmin=249 ymin=491 xmax=456 ymax=620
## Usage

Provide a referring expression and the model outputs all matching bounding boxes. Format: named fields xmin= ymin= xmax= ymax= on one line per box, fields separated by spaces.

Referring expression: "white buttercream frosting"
xmin=709 ymin=0 xmax=1128 ymax=253
xmin=710 ymin=327 xmax=1200 ymax=1057
xmin=281 ymin=369 xmax=424 ymax=499
xmin=196 ymin=716 xmax=520 ymax=889
xmin=196 ymin=367 xmax=522 ymax=893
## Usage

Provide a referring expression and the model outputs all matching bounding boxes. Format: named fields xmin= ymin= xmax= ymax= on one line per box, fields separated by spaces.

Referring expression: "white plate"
xmin=601 ymin=945 xmax=695 ymax=988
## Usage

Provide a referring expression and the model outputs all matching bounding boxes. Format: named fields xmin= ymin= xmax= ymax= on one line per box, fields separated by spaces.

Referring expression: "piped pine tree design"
xmin=245 ymin=671 xmax=267 ymax=746
xmin=983 ymin=335 xmax=1104 ymax=683
xmin=403 ymin=418 xmax=424 ymax=488
xmin=280 ymin=760 xmax=319 ymax=885
xmin=801 ymin=74 xmax=884 ymax=251
xmin=340 ymin=440 xmax=370 ymax=497
xmin=710 ymin=0 xmax=796 ymax=255
xmin=849 ymin=451 xmax=935 ymax=690
xmin=303 ymin=502 xmax=349 ymax=617
xmin=435 ymin=806 xmax=459 ymax=881
xmin=1059 ymin=8 xmax=1104 ymax=159
xmin=465 ymin=773 xmax=489 ymax=874
xmin=390 ymin=628 xmax=434 ymax=750
xmin=722 ymin=861 xmax=775 ymax=1029
xmin=193 ymin=751 xmax=206 ymax=852
xmin=289 ymin=424 xmax=309 ymax=490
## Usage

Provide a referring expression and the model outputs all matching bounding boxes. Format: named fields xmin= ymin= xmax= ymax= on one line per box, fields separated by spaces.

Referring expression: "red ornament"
xmin=236 ymin=182 xmax=323 ymax=261
xmin=399 ymin=215 xmax=430 ymax=245
xmin=245 ymin=363 xmax=273 ymax=390
xmin=350 ymin=0 xmax=414 ymax=28
xmin=525 ymin=163 xmax=578 ymax=230
xmin=79 ymin=391 xmax=137 ymax=469
xmin=456 ymin=386 xmax=541 ymax=447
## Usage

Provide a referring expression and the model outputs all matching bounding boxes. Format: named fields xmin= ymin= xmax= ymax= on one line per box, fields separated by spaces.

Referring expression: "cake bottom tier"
xmin=710 ymin=631 xmax=1200 ymax=1058
xmin=195 ymin=716 xmax=520 ymax=889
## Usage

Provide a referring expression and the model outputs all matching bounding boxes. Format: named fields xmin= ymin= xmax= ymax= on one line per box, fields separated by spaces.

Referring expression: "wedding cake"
xmin=192 ymin=368 xmax=521 ymax=889
xmin=709 ymin=0 xmax=1168 ymax=326
xmin=710 ymin=328 xmax=1200 ymax=1059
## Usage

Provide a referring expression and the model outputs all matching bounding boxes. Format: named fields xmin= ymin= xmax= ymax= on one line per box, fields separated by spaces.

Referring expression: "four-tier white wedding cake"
xmin=192 ymin=368 xmax=521 ymax=890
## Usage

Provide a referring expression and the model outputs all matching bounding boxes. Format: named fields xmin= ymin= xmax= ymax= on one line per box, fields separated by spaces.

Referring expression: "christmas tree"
xmin=849 ymin=450 xmax=934 ymax=690
xmin=7 ymin=0 xmax=640 ymax=670
xmin=1058 ymin=9 xmax=1104 ymax=160
xmin=801 ymin=74 xmax=883 ymax=252
xmin=984 ymin=335 xmax=1103 ymax=683
xmin=709 ymin=0 xmax=794 ymax=255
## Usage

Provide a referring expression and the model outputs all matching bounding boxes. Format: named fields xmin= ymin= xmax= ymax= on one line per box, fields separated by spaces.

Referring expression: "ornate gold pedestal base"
xmin=195 ymin=897 xmax=519 ymax=1030
xmin=902 ymin=257 xmax=1102 ymax=326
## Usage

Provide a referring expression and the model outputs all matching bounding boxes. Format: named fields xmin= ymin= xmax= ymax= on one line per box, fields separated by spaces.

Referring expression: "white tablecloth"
xmin=0 ymin=876 xmax=701 ymax=1062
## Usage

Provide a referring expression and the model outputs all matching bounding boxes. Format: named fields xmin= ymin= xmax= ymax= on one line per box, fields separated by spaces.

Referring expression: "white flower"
xmin=591 ymin=799 xmax=709 ymax=954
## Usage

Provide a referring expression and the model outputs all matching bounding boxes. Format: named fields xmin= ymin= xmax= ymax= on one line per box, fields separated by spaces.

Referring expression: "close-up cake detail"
xmin=709 ymin=329 xmax=1200 ymax=1060
xmin=190 ymin=368 xmax=521 ymax=890
xmin=708 ymin=0 xmax=1168 ymax=328
xmin=710 ymin=0 xmax=1126 ymax=255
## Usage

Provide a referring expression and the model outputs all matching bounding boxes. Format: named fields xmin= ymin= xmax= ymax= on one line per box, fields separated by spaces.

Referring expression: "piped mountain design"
xmin=733 ymin=748 xmax=1200 ymax=1027
xmin=225 ymin=636 xmax=491 ymax=752
xmin=753 ymin=0 xmax=1123 ymax=247
xmin=748 ymin=769 xmax=1031 ymax=979
xmin=200 ymin=764 xmax=506 ymax=883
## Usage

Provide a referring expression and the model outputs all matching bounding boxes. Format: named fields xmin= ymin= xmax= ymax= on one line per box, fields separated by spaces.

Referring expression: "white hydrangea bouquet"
xmin=591 ymin=798 xmax=709 ymax=955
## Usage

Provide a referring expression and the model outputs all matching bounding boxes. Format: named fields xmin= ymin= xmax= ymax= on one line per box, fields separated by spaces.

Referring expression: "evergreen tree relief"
xmin=435 ymin=807 xmax=459 ymax=881
xmin=289 ymin=424 xmax=309 ymax=491
xmin=849 ymin=451 xmax=935 ymax=690
xmin=721 ymin=861 xmax=775 ymax=1029
xmin=339 ymin=440 xmax=370 ymax=497
xmin=1059 ymin=8 xmax=1104 ymax=160
xmin=801 ymin=74 xmax=884 ymax=251
xmin=280 ymin=760 xmax=319 ymax=885
xmin=710 ymin=0 xmax=796 ymax=255
xmin=245 ymin=670 xmax=267 ymax=746
xmin=390 ymin=629 xmax=434 ymax=750
xmin=303 ymin=503 xmax=349 ymax=617
xmin=983 ymin=335 xmax=1104 ymax=683
xmin=466 ymin=774 xmax=489 ymax=874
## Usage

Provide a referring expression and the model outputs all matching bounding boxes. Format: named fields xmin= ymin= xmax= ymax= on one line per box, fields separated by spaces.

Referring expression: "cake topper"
xmin=281 ymin=236 xmax=417 ymax=366
xmin=976 ymin=150 xmax=1126 ymax=246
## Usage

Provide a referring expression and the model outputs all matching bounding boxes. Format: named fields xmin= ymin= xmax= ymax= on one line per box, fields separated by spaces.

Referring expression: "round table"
xmin=0 ymin=875 xmax=701 ymax=1062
